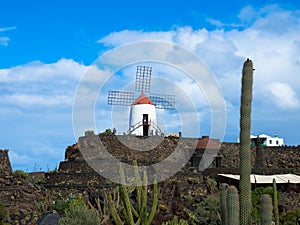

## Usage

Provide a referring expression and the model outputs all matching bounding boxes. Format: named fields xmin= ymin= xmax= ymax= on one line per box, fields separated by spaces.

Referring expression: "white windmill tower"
xmin=108 ymin=66 xmax=175 ymax=136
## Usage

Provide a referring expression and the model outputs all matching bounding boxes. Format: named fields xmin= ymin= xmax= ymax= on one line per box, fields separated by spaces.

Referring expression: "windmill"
xmin=108 ymin=65 xmax=175 ymax=136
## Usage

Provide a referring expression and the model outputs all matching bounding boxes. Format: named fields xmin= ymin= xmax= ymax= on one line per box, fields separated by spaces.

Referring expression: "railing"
xmin=127 ymin=120 xmax=162 ymax=136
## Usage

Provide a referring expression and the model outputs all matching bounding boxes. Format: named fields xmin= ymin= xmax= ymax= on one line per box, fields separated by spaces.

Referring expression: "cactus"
xmin=108 ymin=161 xmax=158 ymax=225
xmin=220 ymin=184 xmax=228 ymax=225
xmin=227 ymin=186 xmax=239 ymax=225
xmin=273 ymin=178 xmax=279 ymax=225
xmin=239 ymin=58 xmax=254 ymax=225
xmin=260 ymin=194 xmax=273 ymax=225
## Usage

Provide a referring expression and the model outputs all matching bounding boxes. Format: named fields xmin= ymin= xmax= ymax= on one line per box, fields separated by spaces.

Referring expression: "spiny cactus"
xmin=239 ymin=58 xmax=254 ymax=225
xmin=227 ymin=186 xmax=239 ymax=225
xmin=108 ymin=161 xmax=158 ymax=225
xmin=273 ymin=178 xmax=279 ymax=225
xmin=220 ymin=184 xmax=228 ymax=225
xmin=260 ymin=194 xmax=273 ymax=225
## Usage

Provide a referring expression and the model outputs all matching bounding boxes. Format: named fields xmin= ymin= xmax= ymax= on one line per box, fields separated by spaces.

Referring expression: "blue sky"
xmin=1 ymin=0 xmax=300 ymax=171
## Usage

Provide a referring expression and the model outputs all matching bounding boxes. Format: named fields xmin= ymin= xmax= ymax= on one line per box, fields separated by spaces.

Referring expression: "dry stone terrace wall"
xmin=62 ymin=136 xmax=300 ymax=174
xmin=0 ymin=136 xmax=300 ymax=222
xmin=219 ymin=142 xmax=300 ymax=172
xmin=0 ymin=149 xmax=12 ymax=175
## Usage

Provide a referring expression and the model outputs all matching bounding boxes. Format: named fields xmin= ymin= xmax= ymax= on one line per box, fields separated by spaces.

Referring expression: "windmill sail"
xmin=150 ymin=93 xmax=175 ymax=110
xmin=135 ymin=65 xmax=152 ymax=93
xmin=107 ymin=91 xmax=135 ymax=106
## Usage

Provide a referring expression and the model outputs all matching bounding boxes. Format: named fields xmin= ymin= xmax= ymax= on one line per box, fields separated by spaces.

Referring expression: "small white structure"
xmin=129 ymin=93 xmax=160 ymax=136
xmin=250 ymin=134 xmax=284 ymax=147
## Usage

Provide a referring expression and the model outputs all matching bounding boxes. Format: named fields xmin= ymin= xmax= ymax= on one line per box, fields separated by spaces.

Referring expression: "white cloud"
xmin=0 ymin=58 xmax=86 ymax=82
xmin=0 ymin=26 xmax=16 ymax=32
xmin=9 ymin=151 xmax=36 ymax=167
xmin=265 ymin=82 xmax=299 ymax=109
xmin=238 ymin=6 xmax=257 ymax=24
xmin=98 ymin=30 xmax=174 ymax=47
xmin=0 ymin=58 xmax=88 ymax=109
xmin=0 ymin=26 xmax=15 ymax=46
xmin=0 ymin=37 xmax=9 ymax=46
xmin=96 ymin=4 xmax=300 ymax=143
xmin=0 ymin=58 xmax=90 ymax=170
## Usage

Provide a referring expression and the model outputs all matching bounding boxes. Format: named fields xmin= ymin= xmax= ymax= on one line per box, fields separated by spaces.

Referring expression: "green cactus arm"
xmin=119 ymin=163 xmax=135 ymax=225
xmin=134 ymin=160 xmax=143 ymax=212
xmin=260 ymin=194 xmax=273 ymax=225
xmin=140 ymin=170 xmax=148 ymax=224
xmin=131 ymin=204 xmax=139 ymax=218
xmin=239 ymin=59 xmax=254 ymax=225
xmin=142 ymin=170 xmax=148 ymax=207
xmin=121 ymin=207 xmax=132 ymax=224
xmin=108 ymin=192 xmax=124 ymax=225
xmin=227 ymin=186 xmax=239 ymax=225
xmin=220 ymin=184 xmax=228 ymax=225
xmin=146 ymin=175 xmax=158 ymax=225
xmin=273 ymin=178 xmax=279 ymax=225
xmin=134 ymin=215 xmax=142 ymax=225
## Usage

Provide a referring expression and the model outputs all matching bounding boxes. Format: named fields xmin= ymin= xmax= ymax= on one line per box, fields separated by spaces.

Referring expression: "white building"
xmin=128 ymin=93 xmax=160 ymax=136
xmin=250 ymin=134 xmax=284 ymax=147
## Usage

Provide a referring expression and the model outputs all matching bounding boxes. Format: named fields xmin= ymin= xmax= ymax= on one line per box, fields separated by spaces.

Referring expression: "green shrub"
xmin=59 ymin=205 xmax=101 ymax=225
xmin=54 ymin=196 xmax=85 ymax=216
xmin=0 ymin=201 xmax=7 ymax=225
xmin=53 ymin=200 xmax=69 ymax=216
xmin=101 ymin=128 xmax=112 ymax=135
xmin=251 ymin=186 xmax=279 ymax=221
xmin=162 ymin=215 xmax=189 ymax=225
xmin=185 ymin=196 xmax=221 ymax=225
xmin=13 ymin=170 xmax=29 ymax=179
xmin=280 ymin=208 xmax=300 ymax=225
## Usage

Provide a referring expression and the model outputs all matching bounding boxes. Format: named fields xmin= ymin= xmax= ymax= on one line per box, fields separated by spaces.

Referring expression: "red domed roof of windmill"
xmin=132 ymin=93 xmax=155 ymax=105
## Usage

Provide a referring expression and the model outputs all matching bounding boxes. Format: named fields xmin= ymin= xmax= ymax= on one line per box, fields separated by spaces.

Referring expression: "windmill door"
xmin=142 ymin=114 xmax=149 ymax=136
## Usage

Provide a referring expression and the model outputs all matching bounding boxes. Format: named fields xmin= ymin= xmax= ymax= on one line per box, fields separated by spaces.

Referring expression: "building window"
xmin=269 ymin=140 xmax=272 ymax=144
xmin=276 ymin=140 xmax=279 ymax=145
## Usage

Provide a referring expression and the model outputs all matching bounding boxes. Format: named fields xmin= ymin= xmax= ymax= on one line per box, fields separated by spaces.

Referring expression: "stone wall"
xmin=0 ymin=149 xmax=12 ymax=175
xmin=219 ymin=142 xmax=300 ymax=172
xmin=0 ymin=135 xmax=299 ymax=223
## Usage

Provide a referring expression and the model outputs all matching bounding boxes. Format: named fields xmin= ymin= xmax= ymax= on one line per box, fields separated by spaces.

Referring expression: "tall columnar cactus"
xmin=239 ymin=58 xmax=254 ymax=225
xmin=227 ymin=186 xmax=239 ymax=225
xmin=259 ymin=194 xmax=273 ymax=225
xmin=108 ymin=161 xmax=158 ymax=225
xmin=273 ymin=178 xmax=279 ymax=225
xmin=220 ymin=184 xmax=228 ymax=225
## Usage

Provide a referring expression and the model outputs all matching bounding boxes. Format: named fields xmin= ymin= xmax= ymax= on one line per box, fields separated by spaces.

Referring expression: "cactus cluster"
xmin=108 ymin=161 xmax=158 ymax=225
xmin=220 ymin=184 xmax=239 ymax=225
xmin=220 ymin=184 xmax=274 ymax=225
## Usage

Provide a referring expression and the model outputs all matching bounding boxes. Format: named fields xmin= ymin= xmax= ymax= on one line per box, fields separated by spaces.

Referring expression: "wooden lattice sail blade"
xmin=107 ymin=91 xmax=135 ymax=106
xmin=150 ymin=93 xmax=175 ymax=110
xmin=135 ymin=65 xmax=152 ymax=93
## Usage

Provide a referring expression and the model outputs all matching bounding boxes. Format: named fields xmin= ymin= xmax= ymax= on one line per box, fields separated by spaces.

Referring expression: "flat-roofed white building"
xmin=250 ymin=134 xmax=284 ymax=146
